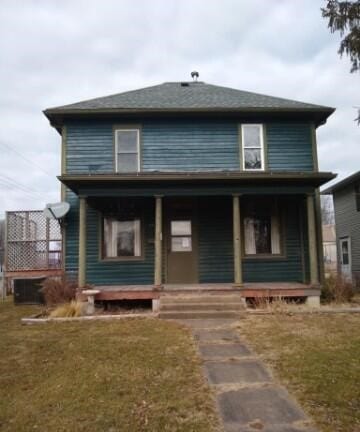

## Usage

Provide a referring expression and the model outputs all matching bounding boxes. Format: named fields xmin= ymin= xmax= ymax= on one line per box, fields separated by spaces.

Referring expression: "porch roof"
xmin=59 ymin=171 xmax=336 ymax=197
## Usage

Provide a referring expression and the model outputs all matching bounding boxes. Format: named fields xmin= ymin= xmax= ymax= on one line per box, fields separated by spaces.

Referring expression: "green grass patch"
xmin=237 ymin=313 xmax=360 ymax=432
xmin=0 ymin=299 xmax=220 ymax=432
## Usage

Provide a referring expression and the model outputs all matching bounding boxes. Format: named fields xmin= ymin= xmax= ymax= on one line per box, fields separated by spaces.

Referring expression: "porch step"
xmin=161 ymin=302 xmax=245 ymax=312
xmin=159 ymin=293 xmax=246 ymax=319
xmin=160 ymin=295 xmax=244 ymax=304
xmin=158 ymin=310 xmax=244 ymax=319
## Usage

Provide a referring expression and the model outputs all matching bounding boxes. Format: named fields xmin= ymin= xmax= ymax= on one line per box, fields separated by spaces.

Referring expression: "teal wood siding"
xmin=65 ymin=120 xmax=314 ymax=174
xmin=64 ymin=192 xmax=155 ymax=285
xmin=243 ymin=199 xmax=305 ymax=282
xmin=66 ymin=122 xmax=114 ymax=174
xmin=86 ymin=199 xmax=155 ymax=285
xmin=64 ymin=189 xmax=79 ymax=278
xmin=198 ymin=198 xmax=234 ymax=282
xmin=198 ymin=197 xmax=307 ymax=283
xmin=267 ymin=123 xmax=313 ymax=171
xmin=142 ymin=121 xmax=239 ymax=171
xmin=64 ymin=194 xmax=307 ymax=285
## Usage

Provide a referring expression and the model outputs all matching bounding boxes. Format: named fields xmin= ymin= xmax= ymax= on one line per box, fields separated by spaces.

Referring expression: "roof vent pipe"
xmin=191 ymin=71 xmax=199 ymax=82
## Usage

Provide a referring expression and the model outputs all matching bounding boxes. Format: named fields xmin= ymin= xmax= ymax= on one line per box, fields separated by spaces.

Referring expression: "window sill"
xmin=100 ymin=257 xmax=145 ymax=262
xmin=243 ymin=254 xmax=286 ymax=261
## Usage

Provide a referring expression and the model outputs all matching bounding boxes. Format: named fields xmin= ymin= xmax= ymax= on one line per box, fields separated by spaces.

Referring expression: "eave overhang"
xmin=59 ymin=171 xmax=337 ymax=196
xmin=322 ymin=171 xmax=360 ymax=195
xmin=44 ymin=107 xmax=335 ymax=134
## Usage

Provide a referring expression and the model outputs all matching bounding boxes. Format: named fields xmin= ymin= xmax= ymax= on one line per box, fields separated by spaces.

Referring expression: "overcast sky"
xmin=0 ymin=0 xmax=359 ymax=217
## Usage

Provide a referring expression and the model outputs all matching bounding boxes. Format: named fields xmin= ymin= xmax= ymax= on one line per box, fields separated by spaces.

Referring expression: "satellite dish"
xmin=43 ymin=202 xmax=70 ymax=220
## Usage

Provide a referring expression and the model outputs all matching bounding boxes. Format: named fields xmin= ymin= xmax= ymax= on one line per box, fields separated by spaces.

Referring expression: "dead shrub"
xmin=321 ymin=274 xmax=354 ymax=303
xmin=40 ymin=277 xmax=77 ymax=306
xmin=50 ymin=300 xmax=84 ymax=318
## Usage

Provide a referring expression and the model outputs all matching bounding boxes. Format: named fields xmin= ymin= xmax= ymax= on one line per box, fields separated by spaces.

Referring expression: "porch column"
xmin=306 ymin=193 xmax=319 ymax=286
xmin=78 ymin=196 xmax=87 ymax=288
xmin=232 ymin=194 xmax=243 ymax=286
xmin=154 ymin=195 xmax=163 ymax=287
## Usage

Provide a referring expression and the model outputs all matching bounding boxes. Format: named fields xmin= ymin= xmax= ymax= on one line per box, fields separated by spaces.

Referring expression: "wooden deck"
xmin=87 ymin=282 xmax=320 ymax=301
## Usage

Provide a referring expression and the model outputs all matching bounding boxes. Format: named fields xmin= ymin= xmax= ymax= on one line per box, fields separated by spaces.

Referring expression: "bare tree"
xmin=0 ymin=219 xmax=4 ymax=272
xmin=322 ymin=0 xmax=360 ymax=73
xmin=321 ymin=195 xmax=335 ymax=225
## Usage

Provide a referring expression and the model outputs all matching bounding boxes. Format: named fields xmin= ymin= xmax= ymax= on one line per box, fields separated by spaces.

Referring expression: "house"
xmin=323 ymin=171 xmax=360 ymax=285
xmin=44 ymin=78 xmax=336 ymax=309
xmin=322 ymin=224 xmax=337 ymax=275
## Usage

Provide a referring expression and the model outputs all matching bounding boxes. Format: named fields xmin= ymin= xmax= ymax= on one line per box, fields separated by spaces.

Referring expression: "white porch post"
xmin=154 ymin=195 xmax=163 ymax=287
xmin=78 ymin=196 xmax=87 ymax=288
xmin=233 ymin=194 xmax=243 ymax=286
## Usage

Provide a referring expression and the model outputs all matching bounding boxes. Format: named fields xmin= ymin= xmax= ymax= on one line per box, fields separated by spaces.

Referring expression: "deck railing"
xmin=6 ymin=211 xmax=62 ymax=271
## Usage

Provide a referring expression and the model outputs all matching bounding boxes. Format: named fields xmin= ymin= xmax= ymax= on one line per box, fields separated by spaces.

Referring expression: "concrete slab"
xmin=199 ymin=343 xmax=251 ymax=358
xmin=177 ymin=318 xmax=238 ymax=329
xmin=218 ymin=387 xmax=306 ymax=426
xmin=225 ymin=424 xmax=317 ymax=432
xmin=205 ymin=360 xmax=271 ymax=384
xmin=193 ymin=329 xmax=240 ymax=342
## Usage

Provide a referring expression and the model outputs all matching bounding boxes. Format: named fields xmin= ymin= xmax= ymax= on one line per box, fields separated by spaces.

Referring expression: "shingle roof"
xmin=44 ymin=81 xmax=334 ymax=113
xmin=322 ymin=171 xmax=360 ymax=194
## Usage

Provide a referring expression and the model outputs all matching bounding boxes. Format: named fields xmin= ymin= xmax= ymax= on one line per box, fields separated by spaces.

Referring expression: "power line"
xmin=0 ymin=176 xmax=45 ymax=202
xmin=0 ymin=174 xmax=44 ymax=197
xmin=0 ymin=141 xmax=54 ymax=178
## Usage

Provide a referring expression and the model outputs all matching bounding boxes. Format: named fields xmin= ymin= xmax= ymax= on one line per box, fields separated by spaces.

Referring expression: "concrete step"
xmin=160 ymin=295 xmax=244 ymax=304
xmin=159 ymin=310 xmax=244 ymax=319
xmin=160 ymin=302 xmax=245 ymax=312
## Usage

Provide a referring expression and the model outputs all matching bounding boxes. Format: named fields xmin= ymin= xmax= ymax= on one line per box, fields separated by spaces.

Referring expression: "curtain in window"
xmin=271 ymin=212 xmax=281 ymax=254
xmin=104 ymin=219 xmax=118 ymax=257
xmin=244 ymin=218 xmax=256 ymax=254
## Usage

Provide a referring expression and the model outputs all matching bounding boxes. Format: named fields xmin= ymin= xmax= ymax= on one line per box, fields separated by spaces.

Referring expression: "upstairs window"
xmin=241 ymin=124 xmax=264 ymax=171
xmin=355 ymin=184 xmax=360 ymax=212
xmin=115 ymin=129 xmax=140 ymax=173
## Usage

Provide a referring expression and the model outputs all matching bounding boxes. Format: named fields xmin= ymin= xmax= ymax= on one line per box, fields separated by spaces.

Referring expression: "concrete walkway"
xmin=179 ymin=319 xmax=317 ymax=432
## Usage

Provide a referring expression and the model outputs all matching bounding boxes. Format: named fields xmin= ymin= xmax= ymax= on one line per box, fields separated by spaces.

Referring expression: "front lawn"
xmin=237 ymin=313 xmax=360 ymax=432
xmin=0 ymin=299 xmax=220 ymax=432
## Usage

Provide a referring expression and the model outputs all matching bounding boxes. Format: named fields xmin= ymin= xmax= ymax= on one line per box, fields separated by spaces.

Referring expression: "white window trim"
xmin=241 ymin=124 xmax=265 ymax=171
xmin=115 ymin=128 xmax=140 ymax=173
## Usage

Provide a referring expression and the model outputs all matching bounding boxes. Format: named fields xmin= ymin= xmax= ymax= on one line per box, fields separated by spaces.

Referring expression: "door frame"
xmin=163 ymin=198 xmax=199 ymax=284
xmin=339 ymin=236 xmax=352 ymax=280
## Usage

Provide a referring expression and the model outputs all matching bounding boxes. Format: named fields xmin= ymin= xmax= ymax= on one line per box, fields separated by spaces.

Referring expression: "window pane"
xmin=342 ymin=241 xmax=349 ymax=265
xmin=171 ymin=236 xmax=192 ymax=252
xmin=244 ymin=202 xmax=280 ymax=255
xmin=116 ymin=130 xmax=138 ymax=152
xmin=104 ymin=218 xmax=141 ymax=258
xmin=244 ymin=149 xmax=262 ymax=169
xmin=171 ymin=221 xmax=191 ymax=236
xmin=117 ymin=153 xmax=138 ymax=172
xmin=243 ymin=125 xmax=261 ymax=148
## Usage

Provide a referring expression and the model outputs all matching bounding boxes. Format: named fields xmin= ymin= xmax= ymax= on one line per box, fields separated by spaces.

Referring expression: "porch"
xmin=59 ymin=173 xmax=333 ymax=308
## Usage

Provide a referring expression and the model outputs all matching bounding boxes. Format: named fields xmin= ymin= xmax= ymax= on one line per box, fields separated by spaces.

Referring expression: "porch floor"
xmin=90 ymin=282 xmax=320 ymax=301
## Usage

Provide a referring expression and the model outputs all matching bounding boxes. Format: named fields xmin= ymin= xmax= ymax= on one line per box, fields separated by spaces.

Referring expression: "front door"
xmin=340 ymin=237 xmax=352 ymax=280
xmin=166 ymin=201 xmax=198 ymax=284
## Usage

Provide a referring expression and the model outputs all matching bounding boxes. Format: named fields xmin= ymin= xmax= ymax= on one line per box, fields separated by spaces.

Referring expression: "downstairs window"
xmin=243 ymin=201 xmax=281 ymax=256
xmin=103 ymin=217 xmax=141 ymax=259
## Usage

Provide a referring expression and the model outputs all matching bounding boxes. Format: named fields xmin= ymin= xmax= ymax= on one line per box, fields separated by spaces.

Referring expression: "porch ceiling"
xmin=59 ymin=171 xmax=336 ymax=197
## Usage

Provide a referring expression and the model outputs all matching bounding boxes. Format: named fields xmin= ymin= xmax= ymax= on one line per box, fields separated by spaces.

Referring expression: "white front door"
xmin=340 ymin=237 xmax=352 ymax=280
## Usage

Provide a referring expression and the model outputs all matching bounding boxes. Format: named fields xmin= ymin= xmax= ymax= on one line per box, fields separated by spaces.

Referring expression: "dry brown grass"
xmin=237 ymin=313 xmax=360 ymax=432
xmin=49 ymin=300 xmax=85 ymax=317
xmin=0 ymin=298 xmax=220 ymax=432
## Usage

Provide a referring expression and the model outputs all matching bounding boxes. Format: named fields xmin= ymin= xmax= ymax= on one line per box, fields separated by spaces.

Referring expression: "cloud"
xmin=0 ymin=0 xmax=359 ymax=215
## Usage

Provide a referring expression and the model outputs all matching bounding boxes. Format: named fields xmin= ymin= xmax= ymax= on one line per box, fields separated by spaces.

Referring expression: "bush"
xmin=50 ymin=300 xmax=84 ymax=318
xmin=321 ymin=274 xmax=354 ymax=303
xmin=40 ymin=277 xmax=77 ymax=306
